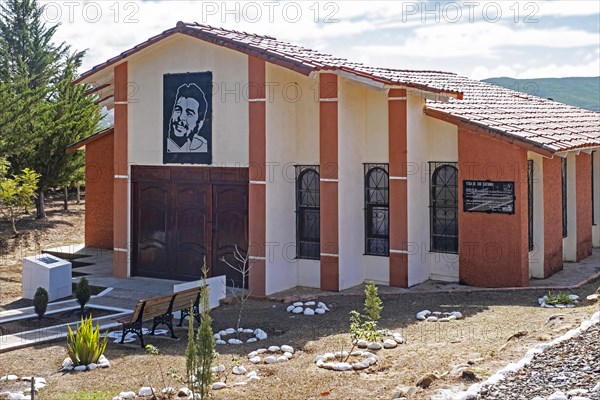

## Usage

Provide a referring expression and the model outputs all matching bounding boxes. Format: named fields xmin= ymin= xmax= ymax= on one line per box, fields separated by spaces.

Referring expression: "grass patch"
xmin=544 ymin=291 xmax=576 ymax=305
xmin=53 ymin=391 xmax=114 ymax=400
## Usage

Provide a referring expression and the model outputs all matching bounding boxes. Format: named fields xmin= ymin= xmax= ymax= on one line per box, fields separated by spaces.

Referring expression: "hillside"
xmin=482 ymin=76 xmax=600 ymax=112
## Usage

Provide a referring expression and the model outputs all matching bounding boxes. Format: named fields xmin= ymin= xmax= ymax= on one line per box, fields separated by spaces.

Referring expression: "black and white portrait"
xmin=163 ymin=72 xmax=212 ymax=164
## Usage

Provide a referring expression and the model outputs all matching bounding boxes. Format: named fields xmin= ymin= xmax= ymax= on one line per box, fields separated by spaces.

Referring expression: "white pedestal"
xmin=22 ymin=254 xmax=72 ymax=301
xmin=173 ymin=275 xmax=226 ymax=310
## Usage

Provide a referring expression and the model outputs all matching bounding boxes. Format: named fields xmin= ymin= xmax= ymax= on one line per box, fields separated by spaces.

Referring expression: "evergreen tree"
xmin=0 ymin=0 xmax=68 ymax=86
xmin=20 ymin=56 xmax=100 ymax=217
xmin=0 ymin=0 xmax=100 ymax=218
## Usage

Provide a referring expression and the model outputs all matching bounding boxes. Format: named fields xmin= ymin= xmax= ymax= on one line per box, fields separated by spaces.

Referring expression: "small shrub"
xmin=186 ymin=258 xmax=216 ymax=399
xmin=75 ymin=277 xmax=91 ymax=315
xmin=364 ymin=281 xmax=383 ymax=322
xmin=545 ymin=291 xmax=575 ymax=305
xmin=66 ymin=315 xmax=108 ymax=366
xmin=33 ymin=287 xmax=49 ymax=319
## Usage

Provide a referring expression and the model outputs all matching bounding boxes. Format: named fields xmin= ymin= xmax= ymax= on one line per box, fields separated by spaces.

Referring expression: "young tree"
xmin=186 ymin=259 xmax=216 ymax=399
xmin=0 ymin=158 xmax=39 ymax=235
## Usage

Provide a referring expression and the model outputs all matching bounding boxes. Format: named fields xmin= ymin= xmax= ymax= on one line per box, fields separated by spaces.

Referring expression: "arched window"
xmin=430 ymin=163 xmax=458 ymax=253
xmin=364 ymin=164 xmax=389 ymax=256
xmin=296 ymin=166 xmax=320 ymax=259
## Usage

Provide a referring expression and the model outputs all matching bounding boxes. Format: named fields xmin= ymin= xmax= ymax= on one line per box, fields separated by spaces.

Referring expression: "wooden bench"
xmin=113 ymin=287 xmax=202 ymax=347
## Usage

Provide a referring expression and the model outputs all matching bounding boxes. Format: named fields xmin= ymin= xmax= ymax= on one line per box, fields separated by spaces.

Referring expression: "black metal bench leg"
xmin=120 ymin=323 xmax=145 ymax=348
xmin=178 ymin=307 xmax=190 ymax=327
xmin=151 ymin=314 xmax=178 ymax=339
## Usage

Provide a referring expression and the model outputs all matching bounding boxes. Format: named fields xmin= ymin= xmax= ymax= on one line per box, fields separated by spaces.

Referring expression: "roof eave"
xmin=424 ymin=108 xmax=556 ymax=158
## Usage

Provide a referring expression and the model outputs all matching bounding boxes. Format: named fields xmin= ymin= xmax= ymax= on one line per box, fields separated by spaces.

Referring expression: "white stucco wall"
xmin=338 ymin=78 xmax=367 ymax=290
xmin=127 ymin=34 xmax=249 ymax=167
xmin=264 ymin=64 xmax=300 ymax=295
xmin=563 ymin=153 xmax=577 ymax=261
xmin=528 ymin=152 xmax=545 ymax=278
xmin=593 ymin=151 xmax=600 ymax=247
xmin=426 ymin=118 xmax=459 ymax=282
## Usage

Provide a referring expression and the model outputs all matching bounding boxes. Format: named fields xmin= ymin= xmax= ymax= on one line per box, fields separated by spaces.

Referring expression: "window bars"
xmin=295 ymin=165 xmax=320 ymax=260
xmin=364 ymin=164 xmax=389 ymax=256
xmin=528 ymin=160 xmax=534 ymax=252
xmin=429 ymin=162 xmax=459 ymax=254
xmin=562 ymin=157 xmax=568 ymax=238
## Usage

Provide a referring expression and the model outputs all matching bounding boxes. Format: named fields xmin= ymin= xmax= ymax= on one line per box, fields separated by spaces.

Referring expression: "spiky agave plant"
xmin=66 ymin=315 xmax=108 ymax=366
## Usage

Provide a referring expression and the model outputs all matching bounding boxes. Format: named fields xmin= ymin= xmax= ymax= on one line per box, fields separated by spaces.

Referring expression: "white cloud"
xmin=471 ymin=58 xmax=600 ymax=79
xmin=37 ymin=0 xmax=600 ymax=79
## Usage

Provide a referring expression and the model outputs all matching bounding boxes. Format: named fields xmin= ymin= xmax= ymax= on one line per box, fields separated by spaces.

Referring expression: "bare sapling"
xmin=219 ymin=245 xmax=252 ymax=335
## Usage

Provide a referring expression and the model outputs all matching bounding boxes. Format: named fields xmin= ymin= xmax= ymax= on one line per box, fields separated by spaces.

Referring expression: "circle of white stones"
xmin=315 ymin=351 xmax=378 ymax=371
xmin=214 ymin=327 xmax=268 ymax=345
xmin=415 ymin=310 xmax=463 ymax=322
xmin=247 ymin=345 xmax=295 ymax=364
xmin=286 ymin=301 xmax=330 ymax=316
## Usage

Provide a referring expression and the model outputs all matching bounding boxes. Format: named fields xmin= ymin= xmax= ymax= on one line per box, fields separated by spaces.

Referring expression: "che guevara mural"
xmin=163 ymin=72 xmax=213 ymax=164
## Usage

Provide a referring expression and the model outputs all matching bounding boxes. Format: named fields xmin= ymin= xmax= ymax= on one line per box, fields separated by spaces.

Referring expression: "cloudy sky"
xmin=41 ymin=0 xmax=600 ymax=80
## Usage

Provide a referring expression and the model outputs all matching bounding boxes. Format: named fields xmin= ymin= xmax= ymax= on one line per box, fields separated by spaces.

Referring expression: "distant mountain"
xmin=97 ymin=108 xmax=114 ymax=131
xmin=482 ymin=76 xmax=600 ymax=113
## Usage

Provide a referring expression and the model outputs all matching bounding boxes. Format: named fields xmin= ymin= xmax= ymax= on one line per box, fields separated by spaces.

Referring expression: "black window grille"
xmin=528 ymin=160 xmax=534 ymax=251
xmin=562 ymin=157 xmax=568 ymax=238
xmin=295 ymin=166 xmax=320 ymax=259
xmin=429 ymin=162 xmax=458 ymax=253
xmin=593 ymin=151 xmax=596 ymax=226
xmin=364 ymin=164 xmax=389 ymax=256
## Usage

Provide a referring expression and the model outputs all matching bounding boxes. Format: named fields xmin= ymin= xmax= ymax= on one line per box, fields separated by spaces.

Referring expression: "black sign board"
xmin=163 ymin=72 xmax=213 ymax=165
xmin=463 ymin=180 xmax=515 ymax=214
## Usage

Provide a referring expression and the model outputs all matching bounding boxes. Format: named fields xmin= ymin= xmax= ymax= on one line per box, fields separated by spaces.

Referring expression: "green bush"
xmin=364 ymin=281 xmax=383 ymax=322
xmin=186 ymin=258 xmax=215 ymax=399
xmin=33 ymin=287 xmax=49 ymax=319
xmin=75 ymin=277 xmax=91 ymax=314
xmin=66 ymin=315 xmax=108 ymax=366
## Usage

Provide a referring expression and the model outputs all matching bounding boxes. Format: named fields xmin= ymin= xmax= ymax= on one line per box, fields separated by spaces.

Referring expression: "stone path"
xmin=479 ymin=324 xmax=600 ymax=400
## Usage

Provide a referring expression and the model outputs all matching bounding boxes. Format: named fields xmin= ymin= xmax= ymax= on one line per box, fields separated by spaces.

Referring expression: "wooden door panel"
xmin=212 ymin=185 xmax=249 ymax=288
xmin=133 ymin=183 xmax=169 ymax=278
xmin=132 ymin=166 xmax=248 ymax=283
xmin=171 ymin=184 xmax=212 ymax=280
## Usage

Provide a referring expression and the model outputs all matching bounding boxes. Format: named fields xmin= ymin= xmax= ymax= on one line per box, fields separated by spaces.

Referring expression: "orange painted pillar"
xmin=247 ymin=56 xmax=267 ymax=297
xmin=113 ymin=62 xmax=128 ymax=278
xmin=388 ymin=89 xmax=409 ymax=287
xmin=543 ymin=156 xmax=564 ymax=276
xmin=319 ymin=73 xmax=339 ymax=291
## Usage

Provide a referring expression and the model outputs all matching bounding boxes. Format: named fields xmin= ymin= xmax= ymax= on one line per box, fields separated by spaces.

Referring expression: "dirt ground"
xmin=0 ymin=195 xmax=85 ymax=309
xmin=1 ymin=198 xmax=599 ymax=400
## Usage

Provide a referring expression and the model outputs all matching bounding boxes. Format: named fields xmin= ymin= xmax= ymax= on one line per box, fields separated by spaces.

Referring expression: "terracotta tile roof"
xmin=77 ymin=22 xmax=600 ymax=154
xmin=178 ymin=22 xmax=465 ymax=96
xmin=423 ymin=76 xmax=600 ymax=153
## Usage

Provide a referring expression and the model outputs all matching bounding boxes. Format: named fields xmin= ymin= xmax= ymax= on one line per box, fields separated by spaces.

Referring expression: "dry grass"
xmin=1 ymin=197 xmax=599 ymax=400
xmin=0 ymin=195 xmax=85 ymax=309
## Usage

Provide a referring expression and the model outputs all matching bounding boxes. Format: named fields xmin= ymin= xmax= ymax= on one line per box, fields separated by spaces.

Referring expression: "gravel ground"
xmin=479 ymin=323 xmax=600 ymax=400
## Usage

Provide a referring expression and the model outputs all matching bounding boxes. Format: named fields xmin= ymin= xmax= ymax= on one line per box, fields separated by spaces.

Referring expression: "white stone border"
xmin=215 ymin=328 xmax=267 ymax=345
xmin=315 ymin=351 xmax=378 ymax=371
xmin=439 ymin=311 xmax=600 ymax=400
xmin=247 ymin=345 xmax=295 ymax=364
xmin=286 ymin=301 xmax=330 ymax=316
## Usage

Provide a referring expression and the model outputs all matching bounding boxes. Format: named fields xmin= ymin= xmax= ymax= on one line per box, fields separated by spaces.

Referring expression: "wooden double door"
xmin=131 ymin=166 xmax=248 ymax=286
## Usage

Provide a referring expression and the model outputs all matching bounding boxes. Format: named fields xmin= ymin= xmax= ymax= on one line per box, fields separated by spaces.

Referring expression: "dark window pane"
xmin=430 ymin=163 xmax=458 ymax=253
xmin=364 ymin=165 xmax=389 ymax=256
xmin=296 ymin=167 xmax=320 ymax=259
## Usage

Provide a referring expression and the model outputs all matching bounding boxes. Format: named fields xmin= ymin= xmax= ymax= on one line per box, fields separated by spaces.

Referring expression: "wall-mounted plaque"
xmin=163 ymin=72 xmax=213 ymax=164
xmin=463 ymin=180 xmax=515 ymax=214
